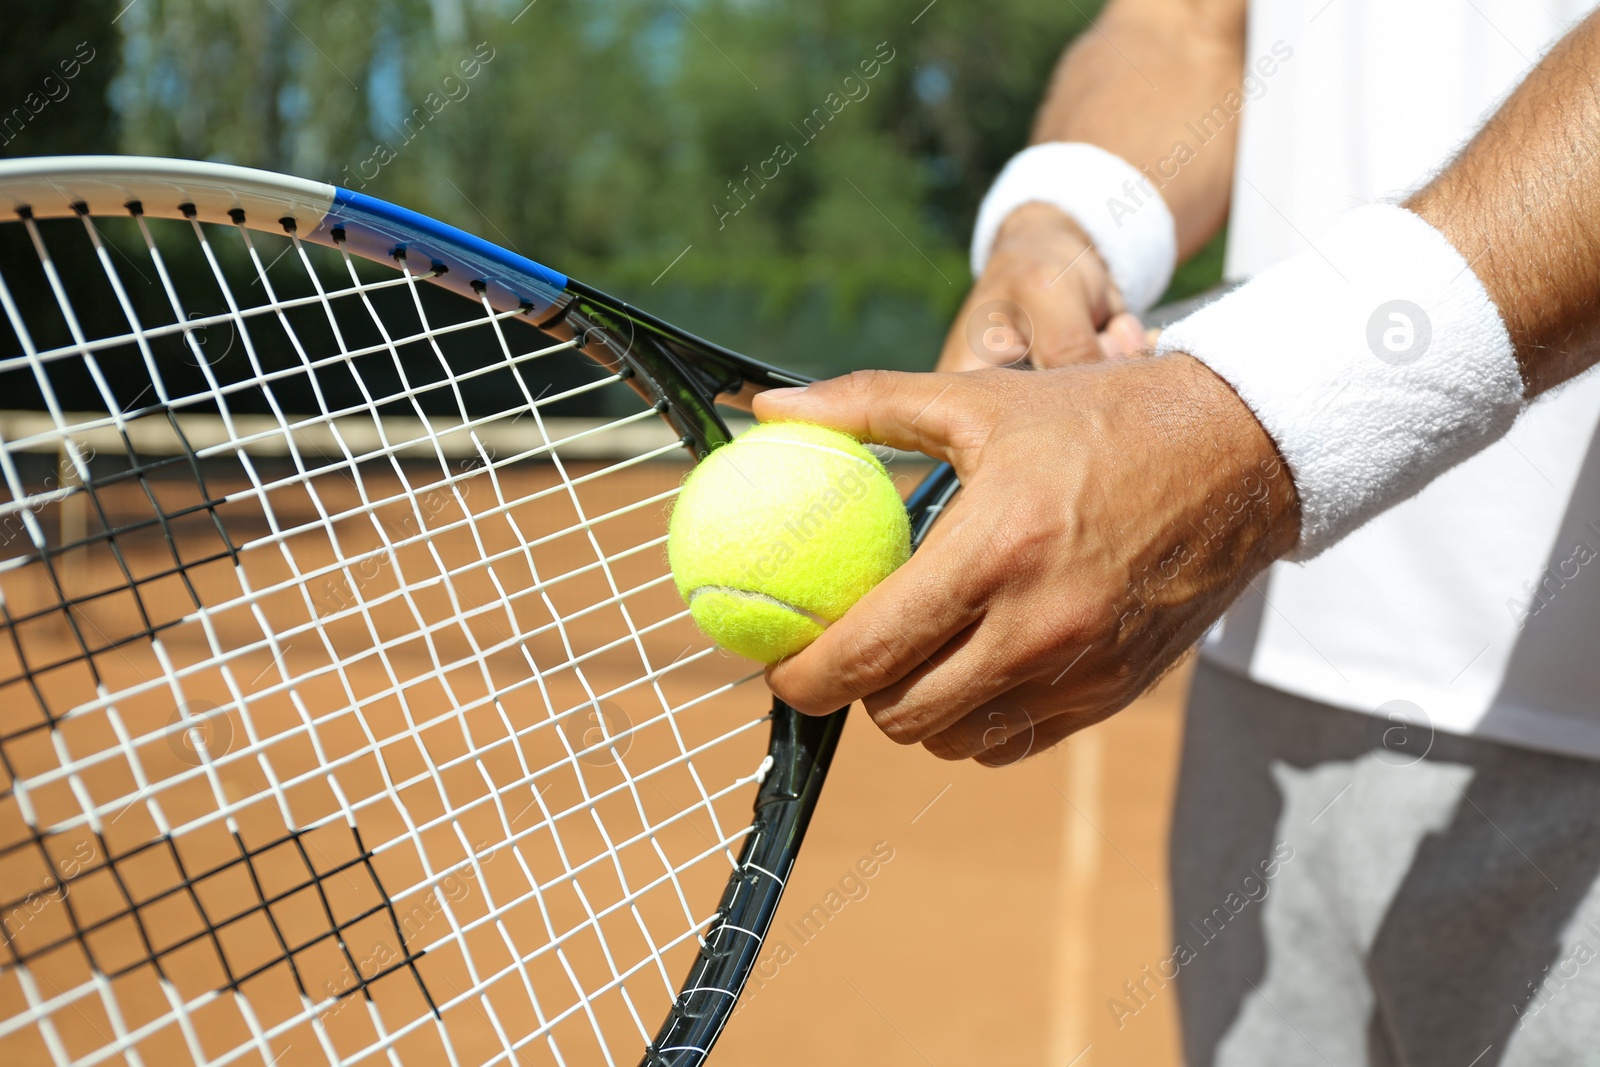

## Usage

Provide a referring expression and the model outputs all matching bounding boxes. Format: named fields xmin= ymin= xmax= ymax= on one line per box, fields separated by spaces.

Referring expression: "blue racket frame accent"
xmin=322 ymin=188 xmax=570 ymax=316
xmin=314 ymin=184 xmax=806 ymax=456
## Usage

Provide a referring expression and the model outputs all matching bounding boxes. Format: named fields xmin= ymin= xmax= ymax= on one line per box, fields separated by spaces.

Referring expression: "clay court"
xmin=2 ymin=441 xmax=1184 ymax=1065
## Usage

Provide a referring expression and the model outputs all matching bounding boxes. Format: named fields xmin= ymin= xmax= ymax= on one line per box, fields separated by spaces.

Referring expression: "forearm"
xmin=1032 ymin=0 xmax=1246 ymax=258
xmin=1407 ymin=10 xmax=1600 ymax=397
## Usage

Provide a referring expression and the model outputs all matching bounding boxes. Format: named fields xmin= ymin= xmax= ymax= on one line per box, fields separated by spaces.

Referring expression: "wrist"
xmin=1082 ymin=352 xmax=1301 ymax=640
xmin=1155 ymin=353 xmax=1303 ymax=564
xmin=992 ymin=201 xmax=1094 ymax=250
xmin=970 ymin=142 xmax=1178 ymax=312
xmin=987 ymin=203 xmax=1110 ymax=286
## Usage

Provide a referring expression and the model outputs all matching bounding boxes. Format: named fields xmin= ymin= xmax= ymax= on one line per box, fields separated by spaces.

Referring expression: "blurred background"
xmin=7 ymin=0 xmax=1221 ymax=380
xmin=2 ymin=1 xmax=1217 ymax=1061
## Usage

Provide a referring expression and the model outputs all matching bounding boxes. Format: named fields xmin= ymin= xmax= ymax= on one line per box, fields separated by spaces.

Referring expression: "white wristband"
xmin=970 ymin=142 xmax=1178 ymax=313
xmin=1156 ymin=204 xmax=1523 ymax=560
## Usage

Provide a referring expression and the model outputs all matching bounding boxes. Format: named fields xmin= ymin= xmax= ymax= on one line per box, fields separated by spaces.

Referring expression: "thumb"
xmin=1097 ymin=311 xmax=1149 ymax=360
xmin=752 ymin=369 xmax=984 ymax=463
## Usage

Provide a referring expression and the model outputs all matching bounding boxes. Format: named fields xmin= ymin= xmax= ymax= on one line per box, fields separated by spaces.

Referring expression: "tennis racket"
xmin=0 ymin=155 xmax=959 ymax=1067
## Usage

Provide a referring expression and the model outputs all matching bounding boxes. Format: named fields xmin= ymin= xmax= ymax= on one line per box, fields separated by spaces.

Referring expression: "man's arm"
xmin=1032 ymin=0 xmax=1245 ymax=259
xmin=938 ymin=0 xmax=1246 ymax=370
xmin=756 ymin=11 xmax=1600 ymax=762
xmin=1407 ymin=14 xmax=1600 ymax=396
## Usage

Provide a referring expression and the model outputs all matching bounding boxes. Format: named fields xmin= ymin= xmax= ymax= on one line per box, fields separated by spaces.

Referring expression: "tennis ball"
xmin=668 ymin=421 xmax=910 ymax=664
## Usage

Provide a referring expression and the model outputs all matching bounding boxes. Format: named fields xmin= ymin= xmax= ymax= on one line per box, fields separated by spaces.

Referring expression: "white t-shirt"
xmin=1208 ymin=0 xmax=1600 ymax=760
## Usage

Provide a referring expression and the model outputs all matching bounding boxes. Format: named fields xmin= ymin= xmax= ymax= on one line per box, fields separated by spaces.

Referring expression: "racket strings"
xmin=0 ymin=204 xmax=761 ymax=1067
xmin=1 ymin=611 xmax=754 ymax=870
xmin=0 ymin=821 xmax=411 ymax=984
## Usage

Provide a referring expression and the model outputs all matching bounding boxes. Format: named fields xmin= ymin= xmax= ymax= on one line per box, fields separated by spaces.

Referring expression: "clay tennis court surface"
xmin=0 ymin=451 xmax=1185 ymax=1066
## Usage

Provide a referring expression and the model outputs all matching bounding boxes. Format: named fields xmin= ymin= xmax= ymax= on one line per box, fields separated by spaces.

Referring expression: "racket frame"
xmin=0 ymin=155 xmax=961 ymax=1066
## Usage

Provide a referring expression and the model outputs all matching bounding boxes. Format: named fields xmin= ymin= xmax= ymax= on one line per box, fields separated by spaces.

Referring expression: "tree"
xmin=104 ymin=0 xmax=1224 ymax=376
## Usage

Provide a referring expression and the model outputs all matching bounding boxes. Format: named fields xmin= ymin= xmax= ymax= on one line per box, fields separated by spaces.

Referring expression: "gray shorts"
xmin=1170 ymin=660 xmax=1600 ymax=1067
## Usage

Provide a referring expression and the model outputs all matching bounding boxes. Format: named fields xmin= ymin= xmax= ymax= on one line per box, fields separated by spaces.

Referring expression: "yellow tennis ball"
xmin=668 ymin=421 xmax=911 ymax=664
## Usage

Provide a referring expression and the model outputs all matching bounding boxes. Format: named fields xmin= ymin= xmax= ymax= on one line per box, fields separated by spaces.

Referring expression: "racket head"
xmin=0 ymin=155 xmax=946 ymax=1067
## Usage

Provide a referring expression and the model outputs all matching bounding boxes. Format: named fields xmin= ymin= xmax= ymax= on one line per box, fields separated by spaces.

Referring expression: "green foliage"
xmin=0 ymin=0 xmax=119 ymax=158
xmin=31 ymin=0 xmax=1225 ymax=373
xmin=1164 ymin=228 xmax=1229 ymax=305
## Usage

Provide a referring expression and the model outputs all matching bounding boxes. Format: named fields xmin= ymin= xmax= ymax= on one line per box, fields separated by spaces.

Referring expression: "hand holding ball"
xmin=668 ymin=422 xmax=911 ymax=663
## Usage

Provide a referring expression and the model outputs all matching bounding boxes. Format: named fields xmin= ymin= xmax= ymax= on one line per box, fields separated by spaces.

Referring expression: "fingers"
xmin=753 ymin=369 xmax=997 ymax=464
xmin=937 ymin=309 xmax=1030 ymax=372
xmin=856 ymin=617 xmax=1033 ymax=743
xmin=765 ymin=348 xmax=1290 ymax=769
xmin=859 ymin=617 xmax=1109 ymax=751
xmin=1097 ymin=312 xmax=1150 ymax=360
xmin=1026 ymin=288 xmax=1111 ymax=368
xmin=918 ymin=697 xmax=1040 ymax=763
xmin=921 ymin=683 xmax=1106 ymax=765
xmin=1025 ymin=259 xmax=1124 ymax=368
xmin=765 ymin=540 xmax=983 ymax=717
xmin=938 ymin=287 xmax=1038 ymax=371
xmin=972 ymin=714 xmax=1083 ymax=768
xmin=935 ymin=284 xmax=1118 ymax=372
xmin=934 ymin=203 xmax=1129 ymax=372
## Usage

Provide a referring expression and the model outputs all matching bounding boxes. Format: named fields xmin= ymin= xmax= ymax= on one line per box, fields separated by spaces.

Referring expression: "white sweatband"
xmin=970 ymin=142 xmax=1178 ymax=313
xmin=1156 ymin=204 xmax=1523 ymax=561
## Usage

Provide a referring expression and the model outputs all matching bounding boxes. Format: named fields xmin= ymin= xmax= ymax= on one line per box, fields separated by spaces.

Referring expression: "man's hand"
xmin=938 ymin=203 xmax=1148 ymax=372
xmin=752 ymin=357 xmax=1300 ymax=764
xmin=936 ymin=0 xmax=1251 ymax=374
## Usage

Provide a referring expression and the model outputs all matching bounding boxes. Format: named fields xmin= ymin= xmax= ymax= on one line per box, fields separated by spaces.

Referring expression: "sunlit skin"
xmin=759 ymin=5 xmax=1600 ymax=763
xmin=936 ymin=0 xmax=1247 ymax=374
